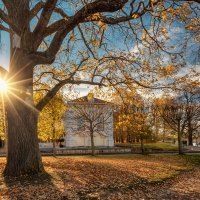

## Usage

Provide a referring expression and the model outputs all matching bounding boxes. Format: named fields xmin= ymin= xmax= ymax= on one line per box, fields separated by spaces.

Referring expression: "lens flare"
xmin=0 ymin=79 xmax=8 ymax=92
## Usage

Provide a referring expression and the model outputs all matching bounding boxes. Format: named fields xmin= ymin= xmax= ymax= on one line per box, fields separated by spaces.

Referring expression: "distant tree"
xmin=37 ymin=94 xmax=66 ymax=156
xmin=67 ymin=99 xmax=113 ymax=156
xmin=178 ymin=85 xmax=200 ymax=146
xmin=159 ymin=100 xmax=187 ymax=154
xmin=112 ymin=89 xmax=153 ymax=153
xmin=131 ymin=102 xmax=152 ymax=154
xmin=151 ymin=98 xmax=174 ymax=142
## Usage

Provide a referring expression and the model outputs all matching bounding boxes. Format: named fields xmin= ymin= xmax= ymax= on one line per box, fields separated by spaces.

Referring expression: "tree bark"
xmin=177 ymin=122 xmax=183 ymax=155
xmin=140 ymin=136 xmax=145 ymax=154
xmin=188 ymin=131 xmax=193 ymax=146
xmin=4 ymin=98 xmax=43 ymax=176
xmin=188 ymin=121 xmax=193 ymax=146
xmin=90 ymin=130 xmax=95 ymax=156
xmin=3 ymin=49 xmax=43 ymax=176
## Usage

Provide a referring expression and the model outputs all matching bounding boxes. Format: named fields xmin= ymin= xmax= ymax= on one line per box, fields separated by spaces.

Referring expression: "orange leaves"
xmin=165 ymin=64 xmax=175 ymax=73
xmin=185 ymin=17 xmax=199 ymax=37
xmin=98 ymin=21 xmax=104 ymax=27
xmin=132 ymin=13 xmax=139 ymax=19
xmin=160 ymin=27 xmax=167 ymax=34
xmin=0 ymin=155 xmax=199 ymax=199
xmin=90 ymin=13 xmax=100 ymax=21
xmin=98 ymin=20 xmax=107 ymax=31
xmin=142 ymin=61 xmax=151 ymax=72
xmin=160 ymin=27 xmax=169 ymax=40
xmin=161 ymin=13 xmax=168 ymax=21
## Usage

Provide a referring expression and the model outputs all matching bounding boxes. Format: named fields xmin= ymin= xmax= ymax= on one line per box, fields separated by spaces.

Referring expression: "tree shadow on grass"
xmin=1 ymin=156 xmax=200 ymax=200
xmin=3 ymin=172 xmax=67 ymax=200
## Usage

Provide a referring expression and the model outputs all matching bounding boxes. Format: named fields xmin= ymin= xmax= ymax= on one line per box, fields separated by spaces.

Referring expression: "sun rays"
xmin=0 ymin=79 xmax=8 ymax=93
xmin=0 ymin=74 xmax=40 ymax=119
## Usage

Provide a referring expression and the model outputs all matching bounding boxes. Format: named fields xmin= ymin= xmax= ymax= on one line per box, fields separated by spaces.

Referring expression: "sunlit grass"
xmin=117 ymin=142 xmax=178 ymax=150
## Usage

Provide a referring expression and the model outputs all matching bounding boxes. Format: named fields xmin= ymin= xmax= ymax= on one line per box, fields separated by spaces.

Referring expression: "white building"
xmin=63 ymin=95 xmax=114 ymax=148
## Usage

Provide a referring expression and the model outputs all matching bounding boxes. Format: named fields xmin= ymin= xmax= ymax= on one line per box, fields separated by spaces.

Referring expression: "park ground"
xmin=0 ymin=154 xmax=200 ymax=200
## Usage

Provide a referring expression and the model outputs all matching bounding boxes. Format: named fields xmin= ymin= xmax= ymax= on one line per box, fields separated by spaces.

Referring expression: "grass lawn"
xmin=117 ymin=142 xmax=178 ymax=150
xmin=0 ymin=154 xmax=199 ymax=199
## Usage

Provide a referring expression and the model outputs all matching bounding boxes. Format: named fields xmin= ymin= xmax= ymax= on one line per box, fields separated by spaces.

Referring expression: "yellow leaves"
xmin=142 ymin=61 xmax=151 ymax=72
xmin=41 ymin=73 xmax=47 ymax=78
xmin=160 ymin=27 xmax=167 ymax=34
xmin=165 ymin=64 xmax=175 ymax=73
xmin=98 ymin=21 xmax=104 ymax=27
xmin=140 ymin=49 xmax=145 ymax=55
xmin=87 ymin=13 xmax=100 ymax=21
xmin=102 ymin=24 xmax=107 ymax=31
xmin=161 ymin=14 xmax=167 ymax=21
xmin=72 ymin=64 xmax=78 ymax=71
xmin=132 ymin=13 xmax=139 ymax=19
xmin=92 ymin=39 xmax=100 ymax=46
xmin=185 ymin=24 xmax=193 ymax=31
xmin=160 ymin=27 xmax=169 ymax=40
xmin=69 ymin=32 xmax=75 ymax=41
xmin=81 ymin=65 xmax=87 ymax=71
xmin=38 ymin=94 xmax=66 ymax=141
xmin=141 ymin=33 xmax=146 ymax=40
xmin=184 ymin=8 xmax=192 ymax=16
xmin=185 ymin=18 xmax=199 ymax=34
xmin=98 ymin=21 xmax=107 ymax=31
xmin=74 ymin=77 xmax=81 ymax=81
xmin=194 ymin=35 xmax=200 ymax=42
xmin=158 ymin=64 xmax=176 ymax=78
xmin=150 ymin=1 xmax=154 ymax=9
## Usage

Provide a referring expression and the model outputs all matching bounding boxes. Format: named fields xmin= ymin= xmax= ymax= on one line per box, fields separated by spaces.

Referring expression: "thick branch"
xmin=0 ymin=9 xmax=20 ymax=34
xmin=33 ymin=0 xmax=58 ymax=37
xmin=0 ymin=24 xmax=12 ymax=33
xmin=36 ymin=79 xmax=105 ymax=111
xmin=30 ymin=1 xmax=68 ymax=20
xmin=33 ymin=0 xmax=128 ymax=64
xmin=185 ymin=0 xmax=200 ymax=3
xmin=2 ymin=0 xmax=13 ymax=10
xmin=29 ymin=2 xmax=44 ymax=19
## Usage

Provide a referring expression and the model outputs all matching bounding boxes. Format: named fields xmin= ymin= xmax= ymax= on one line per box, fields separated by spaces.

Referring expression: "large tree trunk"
xmin=3 ymin=49 xmax=43 ymax=176
xmin=4 ymin=97 xmax=43 ymax=176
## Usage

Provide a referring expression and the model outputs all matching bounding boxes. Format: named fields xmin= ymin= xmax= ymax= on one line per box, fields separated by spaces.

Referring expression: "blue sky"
xmin=0 ymin=1 xmax=199 ymax=98
xmin=0 ymin=31 xmax=10 ymax=70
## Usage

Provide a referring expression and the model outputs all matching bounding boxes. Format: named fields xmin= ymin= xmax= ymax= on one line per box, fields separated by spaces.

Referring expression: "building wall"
xmin=63 ymin=106 xmax=114 ymax=147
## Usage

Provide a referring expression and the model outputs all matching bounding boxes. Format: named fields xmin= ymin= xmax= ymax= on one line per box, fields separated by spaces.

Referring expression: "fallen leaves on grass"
xmin=0 ymin=155 xmax=199 ymax=200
